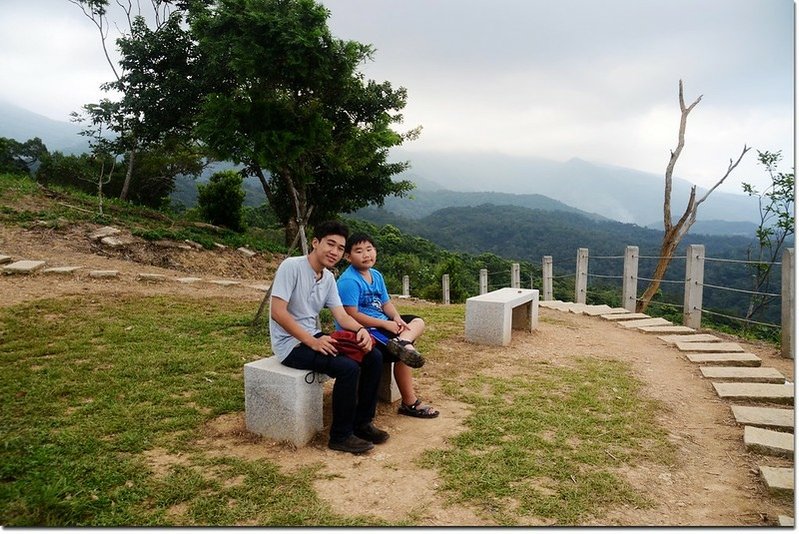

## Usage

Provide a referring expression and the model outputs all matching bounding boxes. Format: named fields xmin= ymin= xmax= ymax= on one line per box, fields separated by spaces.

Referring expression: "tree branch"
xmin=695 ymin=145 xmax=751 ymax=207
xmin=664 ymin=80 xmax=702 ymax=231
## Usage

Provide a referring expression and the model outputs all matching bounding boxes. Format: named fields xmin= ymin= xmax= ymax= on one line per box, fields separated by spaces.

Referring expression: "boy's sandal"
xmin=387 ymin=338 xmax=425 ymax=368
xmin=398 ymin=399 xmax=439 ymax=418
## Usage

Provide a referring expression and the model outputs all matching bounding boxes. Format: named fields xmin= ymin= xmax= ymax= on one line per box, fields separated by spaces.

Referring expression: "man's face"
xmin=311 ymin=234 xmax=346 ymax=268
xmin=346 ymin=241 xmax=377 ymax=271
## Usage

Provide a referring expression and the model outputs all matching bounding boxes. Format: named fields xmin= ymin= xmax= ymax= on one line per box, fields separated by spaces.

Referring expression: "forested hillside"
xmin=357 ymin=203 xmax=759 ymax=263
xmin=353 ymin=203 xmax=788 ymax=326
xmin=360 ymin=189 xmax=608 ymax=221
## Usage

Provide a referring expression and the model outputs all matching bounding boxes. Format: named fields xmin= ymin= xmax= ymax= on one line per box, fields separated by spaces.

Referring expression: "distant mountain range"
xmin=0 ymin=100 xmax=90 ymax=155
xmin=2 ymin=100 xmax=761 ymax=235
xmin=392 ymin=149 xmax=761 ymax=226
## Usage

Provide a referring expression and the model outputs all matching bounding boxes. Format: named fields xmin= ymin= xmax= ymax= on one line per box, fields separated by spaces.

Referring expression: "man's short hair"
xmin=313 ymin=220 xmax=349 ymax=241
xmin=345 ymin=232 xmax=376 ymax=254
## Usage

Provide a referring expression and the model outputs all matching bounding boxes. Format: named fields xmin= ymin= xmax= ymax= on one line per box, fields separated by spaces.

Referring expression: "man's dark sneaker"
xmin=354 ymin=422 xmax=390 ymax=444
xmin=328 ymin=435 xmax=374 ymax=454
xmin=385 ymin=338 xmax=425 ymax=368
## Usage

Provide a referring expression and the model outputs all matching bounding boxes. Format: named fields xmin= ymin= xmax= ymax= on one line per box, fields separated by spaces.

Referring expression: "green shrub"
xmin=197 ymin=170 xmax=245 ymax=232
xmin=35 ymin=152 xmax=103 ymax=192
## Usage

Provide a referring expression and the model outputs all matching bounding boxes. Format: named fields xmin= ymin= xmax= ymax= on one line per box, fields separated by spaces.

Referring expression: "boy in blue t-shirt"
xmin=337 ymin=232 xmax=439 ymax=418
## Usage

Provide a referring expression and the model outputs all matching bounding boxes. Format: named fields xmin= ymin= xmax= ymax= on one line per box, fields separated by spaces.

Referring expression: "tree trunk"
xmin=251 ymin=172 xmax=315 ymax=328
xmin=637 ymin=234 xmax=679 ymax=312
xmin=119 ymin=148 xmax=135 ymax=201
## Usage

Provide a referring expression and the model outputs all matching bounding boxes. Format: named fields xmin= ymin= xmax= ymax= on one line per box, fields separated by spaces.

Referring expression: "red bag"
xmin=329 ymin=330 xmax=373 ymax=363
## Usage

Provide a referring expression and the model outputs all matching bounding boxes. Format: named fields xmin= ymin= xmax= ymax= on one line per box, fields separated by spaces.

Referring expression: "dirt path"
xmin=1 ymin=223 xmax=794 ymax=525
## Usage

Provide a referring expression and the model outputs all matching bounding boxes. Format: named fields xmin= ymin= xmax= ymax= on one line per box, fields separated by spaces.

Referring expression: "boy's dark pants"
xmin=282 ymin=338 xmax=383 ymax=442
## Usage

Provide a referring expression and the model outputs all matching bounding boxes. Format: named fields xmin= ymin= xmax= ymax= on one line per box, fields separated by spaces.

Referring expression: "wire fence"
xmin=410 ymin=245 xmax=792 ymax=356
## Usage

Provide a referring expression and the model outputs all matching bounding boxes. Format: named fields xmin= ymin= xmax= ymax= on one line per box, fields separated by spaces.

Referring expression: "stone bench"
xmin=244 ymin=356 xmax=400 ymax=446
xmin=465 ymin=287 xmax=539 ymax=346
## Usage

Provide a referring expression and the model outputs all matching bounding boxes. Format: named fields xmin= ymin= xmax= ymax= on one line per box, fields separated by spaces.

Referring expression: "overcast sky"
xmin=0 ymin=0 xmax=794 ymax=192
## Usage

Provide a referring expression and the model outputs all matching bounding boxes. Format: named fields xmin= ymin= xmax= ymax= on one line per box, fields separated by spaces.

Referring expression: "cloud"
xmin=0 ymin=0 xmax=791 ymax=194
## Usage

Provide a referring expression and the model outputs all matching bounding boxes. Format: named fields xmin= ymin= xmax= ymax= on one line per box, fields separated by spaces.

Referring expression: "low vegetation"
xmin=0 ymin=295 xmax=675 ymax=526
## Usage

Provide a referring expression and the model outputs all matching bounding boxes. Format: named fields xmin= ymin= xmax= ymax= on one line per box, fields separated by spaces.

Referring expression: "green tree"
xmin=70 ymin=0 xmax=206 ymax=201
xmin=197 ymin=170 xmax=246 ymax=231
xmin=0 ymin=137 xmax=48 ymax=175
xmin=190 ymin=0 xmax=417 ymax=246
xmin=741 ymin=150 xmax=795 ymax=323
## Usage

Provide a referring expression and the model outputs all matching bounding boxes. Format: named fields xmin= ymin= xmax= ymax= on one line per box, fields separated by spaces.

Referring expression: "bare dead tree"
xmin=637 ymin=80 xmax=750 ymax=313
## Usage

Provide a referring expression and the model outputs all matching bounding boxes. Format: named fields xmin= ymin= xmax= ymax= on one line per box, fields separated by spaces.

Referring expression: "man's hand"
xmin=355 ymin=327 xmax=373 ymax=351
xmin=307 ymin=335 xmax=338 ymax=356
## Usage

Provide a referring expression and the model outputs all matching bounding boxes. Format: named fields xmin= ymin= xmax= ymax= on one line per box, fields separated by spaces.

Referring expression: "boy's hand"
xmin=355 ymin=328 xmax=373 ymax=351
xmin=395 ymin=317 xmax=409 ymax=333
xmin=384 ymin=319 xmax=405 ymax=335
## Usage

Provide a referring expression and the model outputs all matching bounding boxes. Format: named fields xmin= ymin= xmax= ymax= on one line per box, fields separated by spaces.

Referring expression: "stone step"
xmin=539 ymin=300 xmax=564 ymax=308
xmin=566 ymin=303 xmax=591 ymax=314
xmin=176 ymin=277 xmax=202 ymax=284
xmin=659 ymin=333 xmax=722 ymax=344
xmin=731 ymin=406 xmax=794 ymax=431
xmin=566 ymin=303 xmax=614 ymax=315
xmin=138 ymin=273 xmax=166 ymax=281
xmin=686 ymin=353 xmax=761 ymax=367
xmin=675 ymin=341 xmax=745 ymax=353
xmin=712 ymin=382 xmax=794 ymax=405
xmin=237 ymin=246 xmax=257 ymax=258
xmin=619 ymin=317 xmax=673 ymax=329
xmin=542 ymin=301 xmax=572 ymax=311
xmin=42 ymin=266 xmax=82 ymax=274
xmin=700 ymin=366 xmax=785 ymax=383
xmin=638 ymin=325 xmax=697 ymax=334
xmin=778 ymin=516 xmax=794 ymax=527
xmin=0 ymin=254 xmax=12 ymax=264
xmin=247 ymin=284 xmax=271 ymax=292
xmin=89 ymin=226 xmax=121 ymax=240
xmin=209 ymin=280 xmax=240 ymax=286
xmin=601 ymin=312 xmax=650 ymax=321
xmin=744 ymin=426 xmax=794 ymax=458
xmin=759 ymin=466 xmax=794 ymax=496
xmin=580 ymin=305 xmax=615 ymax=316
xmin=3 ymin=260 xmax=46 ymax=273
xmin=89 ymin=270 xmax=119 ymax=278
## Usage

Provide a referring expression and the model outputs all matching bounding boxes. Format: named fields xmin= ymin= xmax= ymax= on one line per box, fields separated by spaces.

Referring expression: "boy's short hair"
xmin=313 ymin=220 xmax=349 ymax=241
xmin=345 ymin=232 xmax=376 ymax=253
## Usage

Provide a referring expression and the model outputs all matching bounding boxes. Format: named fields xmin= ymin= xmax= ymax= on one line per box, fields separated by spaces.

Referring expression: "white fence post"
xmin=622 ymin=245 xmax=639 ymax=312
xmin=442 ymin=274 xmax=450 ymax=305
xmin=511 ymin=263 xmax=520 ymax=288
xmin=541 ymin=256 xmax=553 ymax=300
xmin=402 ymin=275 xmax=410 ymax=298
xmin=683 ymin=244 xmax=705 ymax=329
xmin=479 ymin=269 xmax=488 ymax=295
xmin=781 ymin=248 xmax=794 ymax=359
xmin=542 ymin=256 xmax=553 ymax=301
xmin=575 ymin=248 xmax=588 ymax=304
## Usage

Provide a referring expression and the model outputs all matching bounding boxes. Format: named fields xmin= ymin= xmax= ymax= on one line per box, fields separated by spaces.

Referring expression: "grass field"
xmin=1 ymin=296 xmax=675 ymax=526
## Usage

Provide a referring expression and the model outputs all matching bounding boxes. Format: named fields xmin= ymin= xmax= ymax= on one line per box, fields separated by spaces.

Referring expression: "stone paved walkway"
xmin=1 ymin=252 xmax=271 ymax=293
xmin=540 ymin=299 xmax=795 ymax=524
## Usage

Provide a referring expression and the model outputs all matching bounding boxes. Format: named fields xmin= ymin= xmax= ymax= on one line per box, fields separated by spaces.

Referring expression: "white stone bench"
xmin=465 ymin=287 xmax=539 ymax=346
xmin=244 ymin=357 xmax=400 ymax=446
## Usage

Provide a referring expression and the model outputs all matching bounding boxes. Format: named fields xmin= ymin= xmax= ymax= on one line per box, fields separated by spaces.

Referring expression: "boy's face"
xmin=346 ymin=240 xmax=377 ymax=271
xmin=311 ymin=234 xmax=346 ymax=268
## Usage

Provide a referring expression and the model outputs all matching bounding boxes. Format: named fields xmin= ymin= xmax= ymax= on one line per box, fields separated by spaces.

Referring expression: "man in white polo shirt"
xmin=269 ymin=220 xmax=387 ymax=454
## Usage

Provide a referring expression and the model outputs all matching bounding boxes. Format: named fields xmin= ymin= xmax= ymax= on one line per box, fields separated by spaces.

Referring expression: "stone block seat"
xmin=465 ymin=287 xmax=539 ymax=346
xmin=244 ymin=356 xmax=400 ymax=446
